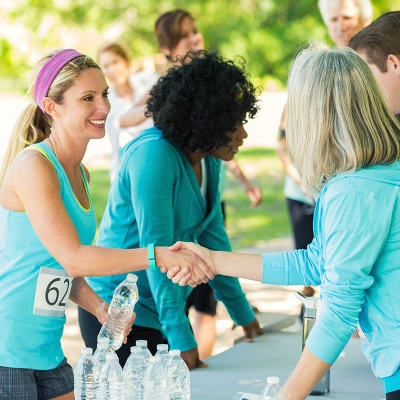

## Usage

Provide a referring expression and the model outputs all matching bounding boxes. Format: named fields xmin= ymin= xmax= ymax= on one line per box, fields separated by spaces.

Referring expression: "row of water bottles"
xmin=74 ymin=339 xmax=190 ymax=400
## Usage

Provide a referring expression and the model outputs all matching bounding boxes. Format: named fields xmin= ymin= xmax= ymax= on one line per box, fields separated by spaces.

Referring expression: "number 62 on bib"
xmin=33 ymin=267 xmax=73 ymax=317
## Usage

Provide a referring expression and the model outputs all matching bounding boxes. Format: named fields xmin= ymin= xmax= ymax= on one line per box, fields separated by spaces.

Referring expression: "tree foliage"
xmin=3 ymin=0 xmax=399 ymax=92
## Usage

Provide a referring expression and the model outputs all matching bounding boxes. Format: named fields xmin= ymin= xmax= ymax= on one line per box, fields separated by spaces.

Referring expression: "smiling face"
xmin=169 ymin=16 xmax=204 ymax=61
xmin=326 ymin=0 xmax=368 ymax=46
xmin=210 ymin=125 xmax=248 ymax=161
xmin=52 ymin=68 xmax=110 ymax=139
xmin=97 ymin=50 xmax=130 ymax=87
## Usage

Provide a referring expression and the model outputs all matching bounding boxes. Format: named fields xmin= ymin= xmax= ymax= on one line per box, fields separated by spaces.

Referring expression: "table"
xmin=191 ymin=330 xmax=384 ymax=400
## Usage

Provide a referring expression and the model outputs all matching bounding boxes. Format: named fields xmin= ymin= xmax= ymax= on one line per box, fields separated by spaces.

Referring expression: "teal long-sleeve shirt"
xmin=88 ymin=126 xmax=254 ymax=352
xmin=261 ymin=162 xmax=400 ymax=391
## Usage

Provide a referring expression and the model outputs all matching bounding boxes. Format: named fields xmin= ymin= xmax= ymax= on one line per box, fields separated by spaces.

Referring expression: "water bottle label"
xmin=33 ymin=267 xmax=73 ymax=317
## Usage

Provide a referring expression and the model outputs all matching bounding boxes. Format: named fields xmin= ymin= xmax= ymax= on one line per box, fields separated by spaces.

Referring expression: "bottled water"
xmin=166 ymin=350 xmax=190 ymax=400
xmin=97 ymin=337 xmax=115 ymax=353
xmin=260 ymin=376 xmax=287 ymax=400
xmin=74 ymin=347 xmax=99 ymax=400
xmin=143 ymin=356 xmax=168 ymax=400
xmin=123 ymin=346 xmax=149 ymax=400
xmin=98 ymin=274 xmax=139 ymax=350
xmin=99 ymin=353 xmax=124 ymax=400
xmin=94 ymin=340 xmax=110 ymax=374
xmin=155 ymin=344 xmax=170 ymax=369
xmin=136 ymin=339 xmax=152 ymax=363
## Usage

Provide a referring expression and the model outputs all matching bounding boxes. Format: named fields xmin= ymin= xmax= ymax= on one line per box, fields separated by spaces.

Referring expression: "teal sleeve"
xmin=261 ymin=238 xmax=322 ymax=286
xmin=126 ymin=141 xmax=197 ymax=352
xmin=307 ymin=190 xmax=392 ymax=364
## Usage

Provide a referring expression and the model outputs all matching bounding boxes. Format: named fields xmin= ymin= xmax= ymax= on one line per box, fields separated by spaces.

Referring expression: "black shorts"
xmin=0 ymin=358 xmax=73 ymax=400
xmin=185 ymin=282 xmax=218 ymax=316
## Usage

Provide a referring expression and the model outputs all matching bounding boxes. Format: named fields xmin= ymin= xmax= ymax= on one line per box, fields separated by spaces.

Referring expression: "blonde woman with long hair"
xmin=167 ymin=45 xmax=400 ymax=400
xmin=0 ymin=49 xmax=211 ymax=398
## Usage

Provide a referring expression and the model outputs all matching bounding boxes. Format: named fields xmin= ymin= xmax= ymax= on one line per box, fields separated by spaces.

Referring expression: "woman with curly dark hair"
xmin=79 ymin=51 xmax=263 ymax=369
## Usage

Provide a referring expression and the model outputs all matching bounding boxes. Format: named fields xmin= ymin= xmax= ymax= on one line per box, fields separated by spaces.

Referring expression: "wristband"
xmin=148 ymin=244 xmax=157 ymax=271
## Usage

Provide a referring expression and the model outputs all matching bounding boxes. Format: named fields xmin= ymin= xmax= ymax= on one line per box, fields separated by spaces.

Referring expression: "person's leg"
xmin=193 ymin=311 xmax=217 ymax=359
xmin=187 ymin=283 xmax=218 ymax=360
xmin=387 ymin=389 xmax=400 ymax=400
xmin=287 ymin=198 xmax=315 ymax=297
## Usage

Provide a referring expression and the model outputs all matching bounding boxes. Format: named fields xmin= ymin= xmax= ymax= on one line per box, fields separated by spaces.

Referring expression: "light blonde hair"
xmin=0 ymin=50 xmax=99 ymax=187
xmin=318 ymin=0 xmax=373 ymax=25
xmin=286 ymin=44 xmax=400 ymax=197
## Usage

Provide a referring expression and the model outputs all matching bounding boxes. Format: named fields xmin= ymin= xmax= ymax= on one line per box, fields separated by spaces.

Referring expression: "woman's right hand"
xmin=156 ymin=244 xmax=215 ymax=287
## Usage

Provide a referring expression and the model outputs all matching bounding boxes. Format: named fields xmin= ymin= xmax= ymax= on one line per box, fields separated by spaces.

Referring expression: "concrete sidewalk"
xmin=62 ymin=237 xmax=306 ymax=368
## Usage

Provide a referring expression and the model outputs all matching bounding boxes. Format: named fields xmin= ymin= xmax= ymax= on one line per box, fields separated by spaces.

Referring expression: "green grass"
xmin=88 ymin=147 xmax=291 ymax=251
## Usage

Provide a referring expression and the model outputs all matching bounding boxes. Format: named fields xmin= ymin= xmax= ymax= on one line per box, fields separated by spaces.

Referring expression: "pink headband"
xmin=34 ymin=49 xmax=84 ymax=113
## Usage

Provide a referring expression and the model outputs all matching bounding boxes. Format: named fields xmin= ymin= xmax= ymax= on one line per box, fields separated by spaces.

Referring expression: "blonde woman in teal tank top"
xmin=0 ymin=49 xmax=212 ymax=399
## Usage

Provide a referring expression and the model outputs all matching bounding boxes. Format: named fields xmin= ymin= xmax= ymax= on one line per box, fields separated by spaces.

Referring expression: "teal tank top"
xmin=0 ymin=142 xmax=96 ymax=369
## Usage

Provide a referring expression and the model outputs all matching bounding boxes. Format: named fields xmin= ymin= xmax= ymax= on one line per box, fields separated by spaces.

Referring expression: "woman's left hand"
xmin=96 ymin=302 xmax=136 ymax=345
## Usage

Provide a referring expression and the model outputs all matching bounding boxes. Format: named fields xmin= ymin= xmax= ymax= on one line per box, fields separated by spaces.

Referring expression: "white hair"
xmin=318 ymin=0 xmax=373 ymax=25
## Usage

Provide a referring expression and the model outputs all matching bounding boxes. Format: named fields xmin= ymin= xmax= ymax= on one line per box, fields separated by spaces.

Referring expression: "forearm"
xmin=63 ymin=246 xmax=149 ymax=278
xmin=63 ymin=246 xmax=178 ymax=278
xmin=69 ymin=277 xmax=106 ymax=316
xmin=214 ymin=251 xmax=262 ymax=281
xmin=282 ymin=347 xmax=331 ymax=400
xmin=227 ymin=158 xmax=252 ymax=189
xmin=119 ymin=105 xmax=147 ymax=128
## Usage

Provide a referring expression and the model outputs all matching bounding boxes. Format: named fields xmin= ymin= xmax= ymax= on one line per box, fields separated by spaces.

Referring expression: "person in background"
xmin=97 ymin=42 xmax=158 ymax=181
xmin=0 ymin=49 xmax=211 ymax=399
xmin=277 ymin=0 xmax=372 ymax=301
xmin=79 ymin=51 xmax=263 ymax=369
xmin=277 ymin=105 xmax=315 ymax=299
xmin=349 ymin=11 xmax=400 ymax=123
xmin=154 ymin=9 xmax=262 ymax=359
xmin=169 ymin=45 xmax=400 ymax=400
xmin=318 ymin=0 xmax=372 ymax=46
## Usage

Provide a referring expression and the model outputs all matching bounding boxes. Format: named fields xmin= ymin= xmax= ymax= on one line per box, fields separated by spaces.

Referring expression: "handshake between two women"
xmin=161 ymin=241 xmax=263 ymax=288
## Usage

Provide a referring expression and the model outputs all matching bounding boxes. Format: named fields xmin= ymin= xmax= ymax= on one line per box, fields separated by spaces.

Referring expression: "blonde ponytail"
xmin=0 ymin=102 xmax=51 ymax=187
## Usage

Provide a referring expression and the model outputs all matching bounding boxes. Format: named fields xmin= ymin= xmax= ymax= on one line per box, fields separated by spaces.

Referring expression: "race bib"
xmin=33 ymin=267 xmax=73 ymax=317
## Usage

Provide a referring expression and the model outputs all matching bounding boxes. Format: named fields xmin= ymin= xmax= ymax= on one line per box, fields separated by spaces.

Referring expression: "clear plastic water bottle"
xmin=99 ymin=353 xmax=125 ymax=400
xmin=98 ymin=274 xmax=139 ymax=350
xmin=136 ymin=339 xmax=152 ymax=363
xmin=94 ymin=340 xmax=110 ymax=374
xmin=123 ymin=346 xmax=149 ymax=400
xmin=167 ymin=350 xmax=190 ymax=400
xmin=143 ymin=356 xmax=168 ymax=400
xmin=74 ymin=347 xmax=100 ymax=400
xmin=155 ymin=344 xmax=170 ymax=369
xmin=260 ymin=376 xmax=287 ymax=400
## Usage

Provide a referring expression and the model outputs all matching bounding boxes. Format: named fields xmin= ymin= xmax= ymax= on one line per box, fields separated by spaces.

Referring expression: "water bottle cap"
xmin=130 ymin=346 xmax=142 ymax=353
xmin=106 ymin=353 xmax=118 ymax=361
xmin=97 ymin=337 xmax=110 ymax=345
xmin=169 ymin=349 xmax=181 ymax=356
xmin=267 ymin=376 xmax=280 ymax=385
xmin=136 ymin=340 xmax=147 ymax=347
xmin=97 ymin=342 xmax=109 ymax=350
xmin=81 ymin=347 xmax=92 ymax=355
xmin=157 ymin=344 xmax=169 ymax=351
xmin=127 ymin=273 xmax=138 ymax=282
xmin=150 ymin=356 xmax=161 ymax=363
